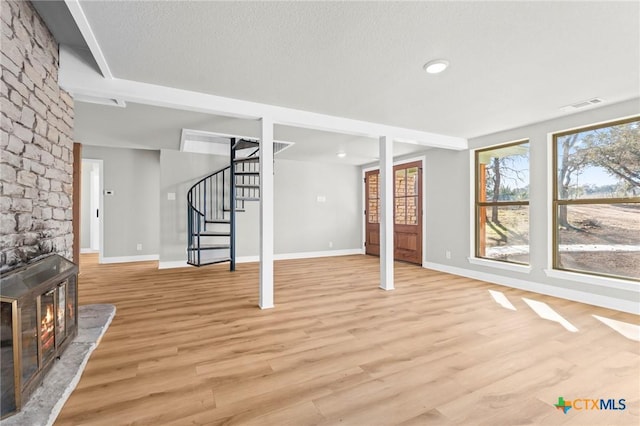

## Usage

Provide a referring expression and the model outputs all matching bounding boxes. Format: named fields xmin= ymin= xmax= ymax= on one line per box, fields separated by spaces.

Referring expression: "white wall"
xmin=84 ymin=145 xmax=362 ymax=264
xmin=422 ymin=99 xmax=639 ymax=313
xmin=82 ymin=146 xmax=160 ymax=259
xmin=160 ymin=153 xmax=363 ymax=262
xmin=240 ymin=158 xmax=362 ymax=256
xmin=159 ymin=149 xmax=228 ymax=263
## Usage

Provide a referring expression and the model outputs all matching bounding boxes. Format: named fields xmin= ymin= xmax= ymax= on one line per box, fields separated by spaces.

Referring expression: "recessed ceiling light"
xmin=423 ymin=59 xmax=449 ymax=74
xmin=337 ymin=152 xmax=347 ymax=158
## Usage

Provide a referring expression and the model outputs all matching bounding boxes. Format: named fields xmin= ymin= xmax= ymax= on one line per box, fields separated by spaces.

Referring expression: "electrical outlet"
xmin=445 ymin=250 xmax=451 ymax=259
xmin=136 ymin=243 xmax=142 ymax=251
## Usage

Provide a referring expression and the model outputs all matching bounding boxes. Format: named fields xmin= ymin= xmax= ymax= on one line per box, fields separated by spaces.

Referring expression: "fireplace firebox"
xmin=0 ymin=254 xmax=78 ymax=419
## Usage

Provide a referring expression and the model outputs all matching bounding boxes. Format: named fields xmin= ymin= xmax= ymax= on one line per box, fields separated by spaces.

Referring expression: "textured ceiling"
xmin=77 ymin=0 xmax=640 ymax=139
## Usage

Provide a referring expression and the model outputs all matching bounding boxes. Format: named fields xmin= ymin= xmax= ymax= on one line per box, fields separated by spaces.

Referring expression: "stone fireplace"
xmin=1 ymin=0 xmax=81 ymax=419
xmin=1 ymin=0 xmax=75 ymax=271
xmin=0 ymin=254 xmax=78 ymax=418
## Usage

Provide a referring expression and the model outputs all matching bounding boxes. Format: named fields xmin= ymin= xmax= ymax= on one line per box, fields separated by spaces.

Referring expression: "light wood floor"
xmin=55 ymin=254 xmax=639 ymax=425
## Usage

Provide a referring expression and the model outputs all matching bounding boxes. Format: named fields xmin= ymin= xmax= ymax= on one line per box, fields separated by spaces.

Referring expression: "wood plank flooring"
xmin=54 ymin=254 xmax=639 ymax=425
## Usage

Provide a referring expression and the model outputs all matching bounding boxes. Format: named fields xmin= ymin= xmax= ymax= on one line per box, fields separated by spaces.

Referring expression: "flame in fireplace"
xmin=41 ymin=305 xmax=54 ymax=351
xmin=44 ymin=305 xmax=53 ymax=325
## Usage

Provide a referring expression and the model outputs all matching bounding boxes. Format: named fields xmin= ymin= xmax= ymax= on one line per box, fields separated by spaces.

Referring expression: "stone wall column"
xmin=1 ymin=0 xmax=75 ymax=270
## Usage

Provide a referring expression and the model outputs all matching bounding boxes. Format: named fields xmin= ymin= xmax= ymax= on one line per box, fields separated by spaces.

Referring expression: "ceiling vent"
xmin=272 ymin=140 xmax=294 ymax=154
xmin=560 ymin=98 xmax=605 ymax=112
xmin=180 ymin=129 xmax=294 ymax=156
xmin=74 ymin=93 xmax=126 ymax=108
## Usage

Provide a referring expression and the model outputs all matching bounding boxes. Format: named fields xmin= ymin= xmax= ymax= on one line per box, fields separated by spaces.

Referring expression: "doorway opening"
xmin=80 ymin=159 xmax=103 ymax=255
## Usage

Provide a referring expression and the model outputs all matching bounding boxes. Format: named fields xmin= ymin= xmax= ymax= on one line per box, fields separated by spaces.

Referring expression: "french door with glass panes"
xmin=365 ymin=161 xmax=422 ymax=264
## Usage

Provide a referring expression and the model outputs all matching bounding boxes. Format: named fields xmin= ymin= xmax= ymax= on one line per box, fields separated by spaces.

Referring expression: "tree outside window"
xmin=475 ymin=141 xmax=530 ymax=264
xmin=554 ymin=117 xmax=640 ymax=281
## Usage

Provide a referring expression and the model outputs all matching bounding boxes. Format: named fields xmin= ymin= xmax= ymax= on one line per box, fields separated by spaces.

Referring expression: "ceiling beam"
xmin=63 ymin=0 xmax=112 ymax=78
xmin=59 ymin=45 xmax=467 ymax=150
xmin=64 ymin=0 xmax=125 ymax=107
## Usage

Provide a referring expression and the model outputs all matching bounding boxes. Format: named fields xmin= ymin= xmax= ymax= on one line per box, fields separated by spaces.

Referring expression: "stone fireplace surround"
xmin=1 ymin=0 xmax=78 ymax=418
xmin=1 ymin=0 xmax=75 ymax=272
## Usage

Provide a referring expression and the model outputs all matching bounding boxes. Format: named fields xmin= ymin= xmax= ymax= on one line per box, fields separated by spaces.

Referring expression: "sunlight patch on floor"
xmin=522 ymin=298 xmax=578 ymax=332
xmin=593 ymin=315 xmax=640 ymax=341
xmin=488 ymin=289 xmax=517 ymax=311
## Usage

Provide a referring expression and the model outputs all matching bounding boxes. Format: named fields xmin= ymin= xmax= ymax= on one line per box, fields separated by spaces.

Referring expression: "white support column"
xmin=379 ymin=136 xmax=394 ymax=290
xmin=259 ymin=117 xmax=275 ymax=309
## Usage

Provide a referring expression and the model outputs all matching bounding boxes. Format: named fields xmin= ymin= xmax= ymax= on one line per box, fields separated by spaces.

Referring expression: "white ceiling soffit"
xmin=73 ymin=101 xmax=429 ymax=165
xmin=180 ymin=129 xmax=294 ymax=156
xmin=69 ymin=1 xmax=639 ymax=139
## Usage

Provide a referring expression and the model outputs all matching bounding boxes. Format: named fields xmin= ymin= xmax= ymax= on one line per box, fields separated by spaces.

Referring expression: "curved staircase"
xmin=187 ymin=138 xmax=260 ymax=269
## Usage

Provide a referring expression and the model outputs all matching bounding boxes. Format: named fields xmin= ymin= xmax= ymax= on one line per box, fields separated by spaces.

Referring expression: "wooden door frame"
xmin=72 ymin=143 xmax=82 ymax=264
xmin=364 ymin=169 xmax=381 ymax=256
xmin=362 ymin=156 xmax=426 ymax=266
xmin=392 ymin=160 xmax=423 ymax=264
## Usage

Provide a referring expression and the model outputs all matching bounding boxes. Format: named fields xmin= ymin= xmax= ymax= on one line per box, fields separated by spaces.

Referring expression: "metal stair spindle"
xmin=230 ymin=138 xmax=236 ymax=271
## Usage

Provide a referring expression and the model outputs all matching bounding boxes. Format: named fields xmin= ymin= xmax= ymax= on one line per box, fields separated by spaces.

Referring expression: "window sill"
xmin=468 ymin=257 xmax=532 ymax=273
xmin=544 ymin=269 xmax=639 ymax=292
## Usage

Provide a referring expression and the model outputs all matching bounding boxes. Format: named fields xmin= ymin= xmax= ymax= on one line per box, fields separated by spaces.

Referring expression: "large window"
xmin=553 ymin=117 xmax=640 ymax=281
xmin=475 ymin=140 xmax=530 ymax=264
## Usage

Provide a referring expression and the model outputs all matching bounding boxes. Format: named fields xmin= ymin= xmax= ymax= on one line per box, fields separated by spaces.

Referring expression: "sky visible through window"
xmin=559 ymin=131 xmax=618 ymax=186
xmin=571 ymin=165 xmax=616 ymax=186
xmin=557 ymin=120 xmax=639 ymax=198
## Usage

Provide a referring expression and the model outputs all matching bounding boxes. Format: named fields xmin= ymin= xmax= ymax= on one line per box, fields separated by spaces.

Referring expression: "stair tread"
xmin=235 ymin=184 xmax=260 ymax=188
xmin=187 ymin=258 xmax=231 ymax=267
xmin=187 ymin=244 xmax=230 ymax=250
xmin=234 ymin=171 xmax=260 ymax=176
xmin=234 ymin=157 xmax=259 ymax=163
xmin=236 ymin=197 xmax=260 ymax=201
xmin=193 ymin=232 xmax=231 ymax=236
xmin=205 ymin=219 xmax=230 ymax=224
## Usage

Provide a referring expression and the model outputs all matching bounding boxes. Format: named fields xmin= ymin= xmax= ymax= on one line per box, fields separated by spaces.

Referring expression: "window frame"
xmin=474 ymin=139 xmax=530 ymax=266
xmin=551 ymin=116 xmax=640 ymax=282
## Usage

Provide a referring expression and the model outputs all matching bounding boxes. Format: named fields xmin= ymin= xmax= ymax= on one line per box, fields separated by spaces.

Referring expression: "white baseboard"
xmin=80 ymin=248 xmax=99 ymax=254
xmin=157 ymin=249 xmax=365 ymax=270
xmin=422 ymin=261 xmax=639 ymax=315
xmin=100 ymin=254 xmax=159 ymax=264
xmin=237 ymin=248 xmax=364 ymax=264
xmin=158 ymin=260 xmax=193 ymax=270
